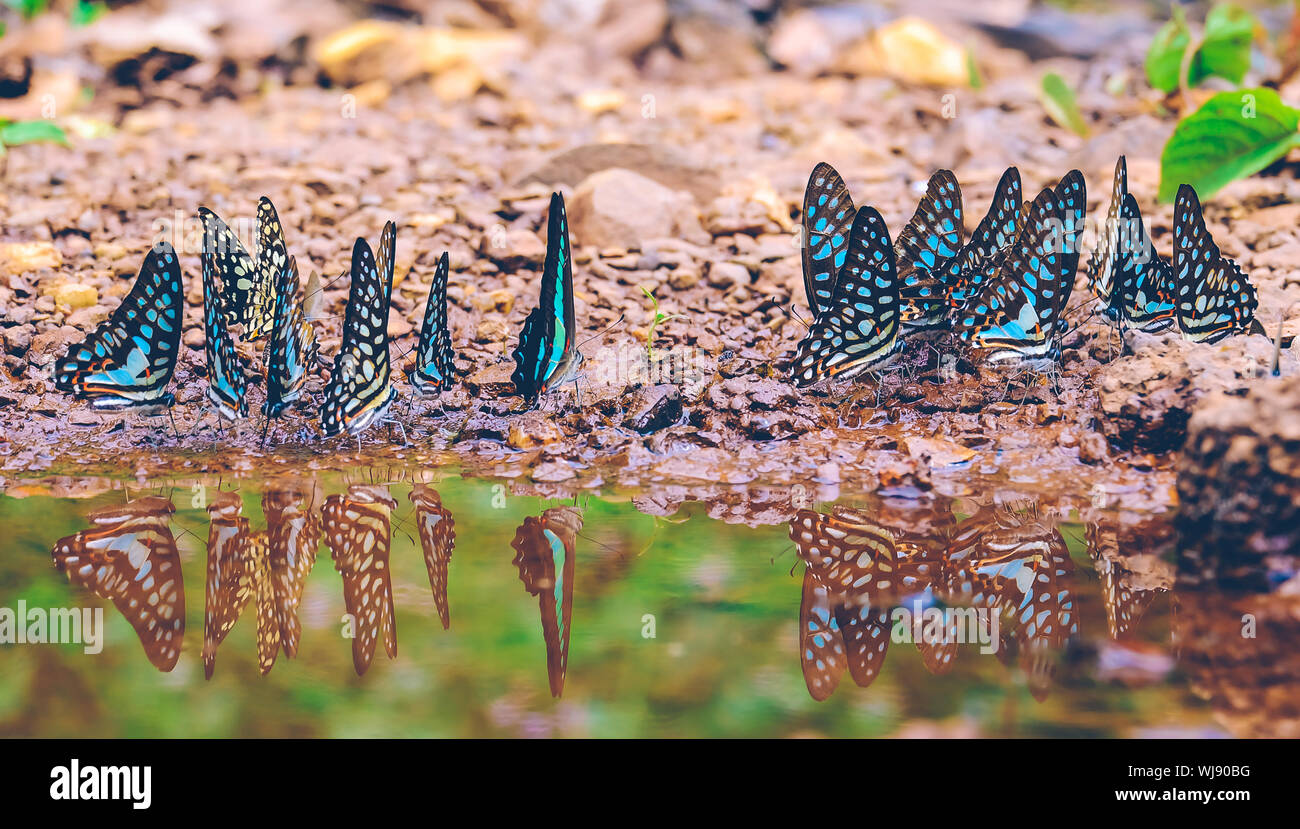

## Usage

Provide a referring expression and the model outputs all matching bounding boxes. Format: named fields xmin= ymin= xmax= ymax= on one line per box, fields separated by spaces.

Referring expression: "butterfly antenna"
xmin=1059 ymin=307 xmax=1100 ymax=342
xmin=782 ymin=303 xmax=812 ymax=331
xmin=577 ymin=313 xmax=627 ymax=349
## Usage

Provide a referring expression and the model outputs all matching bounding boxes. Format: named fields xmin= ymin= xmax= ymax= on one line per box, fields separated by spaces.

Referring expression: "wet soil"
xmin=1 ymin=2 xmax=1298 ymax=507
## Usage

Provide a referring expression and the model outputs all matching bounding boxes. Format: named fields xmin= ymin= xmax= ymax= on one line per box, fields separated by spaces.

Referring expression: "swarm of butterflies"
xmin=788 ymin=155 xmax=1262 ymax=387
xmin=50 ymin=157 xmax=1262 ymax=433
xmin=52 ymin=191 xmax=581 ymax=439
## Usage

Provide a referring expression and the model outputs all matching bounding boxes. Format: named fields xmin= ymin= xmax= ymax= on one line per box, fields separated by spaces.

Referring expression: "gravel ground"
xmin=1 ymin=1 xmax=1297 ymax=507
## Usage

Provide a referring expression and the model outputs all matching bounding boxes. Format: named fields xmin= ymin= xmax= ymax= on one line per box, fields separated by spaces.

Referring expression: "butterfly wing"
xmin=263 ymin=481 xmax=320 ymax=658
xmin=511 ymin=192 xmax=579 ymax=401
xmin=798 ymin=567 xmax=847 ymax=701
xmin=320 ymin=234 xmax=397 ymax=436
xmin=511 ymin=505 xmax=582 ymax=697
xmin=788 ymin=206 xmax=901 ymax=386
xmin=51 ymin=497 xmax=183 ymax=672
xmin=201 ymin=494 xmax=253 ymax=679
xmin=200 ymin=236 xmax=249 ymax=420
xmin=246 ymin=530 xmax=281 ymax=676
xmin=947 ymin=166 xmax=1023 ymax=315
xmin=199 ymin=206 xmax=271 ymax=340
xmin=1052 ymin=169 xmax=1086 ymax=331
xmin=410 ymin=485 xmax=456 ymax=630
xmin=801 ymin=162 xmax=857 ymax=318
xmin=1087 ymin=156 xmax=1127 ymax=311
xmin=263 ymin=255 xmax=319 ymax=417
xmin=54 ymin=243 xmax=183 ymax=410
xmin=1115 ymin=194 xmax=1177 ymax=332
xmin=954 ymin=188 xmax=1067 ymax=365
xmin=896 ymin=169 xmax=964 ymax=330
xmin=323 ymin=487 xmax=398 ymax=676
xmin=1173 ymin=184 xmax=1258 ymax=343
xmin=411 ymin=251 xmax=457 ymax=394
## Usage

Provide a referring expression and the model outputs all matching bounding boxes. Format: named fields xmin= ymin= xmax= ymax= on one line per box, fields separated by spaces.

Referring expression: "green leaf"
xmin=1 ymin=0 xmax=50 ymax=20
xmin=0 ymin=119 xmax=69 ymax=148
xmin=1145 ymin=3 xmax=1258 ymax=93
xmin=1197 ymin=3 xmax=1257 ymax=86
xmin=1158 ymin=87 xmax=1300 ymax=203
xmin=1039 ymin=72 xmax=1089 ymax=137
xmin=70 ymin=0 xmax=106 ymax=27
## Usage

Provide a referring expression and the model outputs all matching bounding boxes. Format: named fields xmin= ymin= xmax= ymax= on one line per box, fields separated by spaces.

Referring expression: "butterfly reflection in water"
xmin=323 ymin=485 xmax=398 ymax=675
xmin=263 ymin=479 xmax=322 ymax=658
xmin=511 ymin=505 xmax=582 ymax=697
xmin=51 ymin=497 xmax=184 ymax=672
xmin=201 ymin=492 xmax=280 ymax=678
xmin=409 ymin=485 xmax=455 ymax=629
xmin=790 ymin=502 xmax=959 ymax=701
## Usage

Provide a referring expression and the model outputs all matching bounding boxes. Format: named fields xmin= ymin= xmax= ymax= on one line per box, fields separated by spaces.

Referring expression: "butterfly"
xmin=946 ymin=166 xmax=1024 ymax=317
xmin=896 ymin=169 xmax=965 ymax=331
xmin=51 ymin=496 xmax=184 ymax=672
xmin=409 ymin=251 xmax=457 ymax=394
xmin=263 ymin=254 xmax=320 ymax=418
xmin=263 ymin=479 xmax=321 ymax=658
xmin=511 ymin=192 xmax=583 ymax=403
xmin=200 ymin=492 xmax=280 ymax=678
xmin=801 ymin=162 xmax=857 ymax=318
xmin=54 ymin=242 xmax=183 ymax=411
xmin=197 ymin=197 xmax=287 ymax=341
xmin=1087 ymin=158 xmax=1178 ymax=333
xmin=511 ymin=505 xmax=582 ymax=698
xmin=199 ymin=228 xmax=249 ymax=420
xmin=954 ymin=188 xmax=1072 ymax=367
xmin=320 ymin=223 xmax=399 ymax=437
xmin=323 ymin=485 xmax=398 ymax=676
xmin=787 ymin=206 xmax=902 ymax=386
xmin=410 ymin=485 xmax=455 ymax=630
xmin=1173 ymin=184 xmax=1259 ymax=343
xmin=1053 ymin=169 xmax=1086 ymax=328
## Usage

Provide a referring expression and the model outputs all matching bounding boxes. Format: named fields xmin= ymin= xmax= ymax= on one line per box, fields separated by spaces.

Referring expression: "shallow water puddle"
xmin=0 ymin=469 xmax=1291 ymax=737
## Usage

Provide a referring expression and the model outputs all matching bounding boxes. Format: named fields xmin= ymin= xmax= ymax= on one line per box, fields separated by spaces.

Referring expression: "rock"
xmin=52 ymin=283 xmax=98 ymax=311
xmin=1098 ymin=331 xmax=1294 ymax=452
xmin=508 ymin=411 xmax=564 ymax=448
xmin=66 ymin=305 xmax=110 ymax=330
xmin=705 ymin=261 xmax=748 ymax=289
xmin=903 ymin=437 xmax=976 ymax=466
xmin=475 ymin=317 xmax=509 ymax=343
xmin=837 ymin=17 xmax=971 ymax=87
xmin=1077 ymin=431 xmax=1110 ymax=465
xmin=570 ymin=168 xmax=705 ymax=251
xmin=27 ymin=326 xmax=82 ymax=364
xmin=667 ymin=269 xmax=699 ymax=290
xmin=459 ymin=412 xmax=508 ymax=441
xmin=623 ymin=384 xmax=682 ymax=433
xmin=0 ymin=242 xmax=62 ymax=273
xmin=532 ymin=461 xmax=576 ymax=482
xmin=481 ymin=229 xmax=546 ymax=270
xmin=518 ymin=144 xmax=723 ymax=205
xmin=465 ymin=362 xmax=516 ymax=397
xmin=1177 ymin=378 xmax=1300 ymax=590
xmin=2 ymin=325 xmax=33 ymax=355
xmin=768 ymin=6 xmax=881 ymax=75
xmin=387 ymin=310 xmax=413 ymax=339
xmin=702 ymin=196 xmax=779 ymax=237
xmin=470 ymin=288 xmax=515 ymax=314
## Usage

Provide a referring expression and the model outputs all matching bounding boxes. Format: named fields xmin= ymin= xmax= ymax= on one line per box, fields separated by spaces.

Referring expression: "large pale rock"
xmin=569 ymin=168 xmax=706 ymax=251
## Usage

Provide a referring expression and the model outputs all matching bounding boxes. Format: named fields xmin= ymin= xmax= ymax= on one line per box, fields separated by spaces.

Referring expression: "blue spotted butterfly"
xmin=1173 ymin=184 xmax=1259 ymax=343
xmin=1051 ymin=169 xmax=1086 ymax=336
xmin=54 ymin=242 xmax=183 ymax=411
xmin=200 ymin=229 xmax=249 ymax=420
xmin=946 ymin=166 xmax=1023 ymax=318
xmin=801 ymin=163 xmax=857 ymax=317
xmin=788 ymin=206 xmax=901 ymax=386
xmin=1087 ymin=157 xmax=1177 ymax=333
xmin=409 ymin=251 xmax=456 ymax=394
xmin=197 ymin=198 xmax=286 ymax=341
xmin=263 ymin=254 xmax=319 ymax=418
xmin=320 ymin=223 xmax=399 ymax=437
xmin=896 ymin=169 xmax=965 ymax=331
xmin=511 ymin=192 xmax=582 ymax=403
xmin=955 ymin=188 xmax=1072 ymax=367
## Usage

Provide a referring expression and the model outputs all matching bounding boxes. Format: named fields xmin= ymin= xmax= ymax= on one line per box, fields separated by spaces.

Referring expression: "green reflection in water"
xmin=0 ymin=473 xmax=1216 ymax=738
